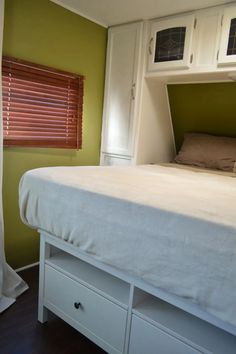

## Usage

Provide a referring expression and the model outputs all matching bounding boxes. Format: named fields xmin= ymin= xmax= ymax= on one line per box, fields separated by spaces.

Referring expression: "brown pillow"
xmin=175 ymin=133 xmax=236 ymax=172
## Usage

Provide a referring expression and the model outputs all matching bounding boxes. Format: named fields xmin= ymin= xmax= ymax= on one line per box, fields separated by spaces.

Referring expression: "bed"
xmin=19 ymin=160 xmax=236 ymax=354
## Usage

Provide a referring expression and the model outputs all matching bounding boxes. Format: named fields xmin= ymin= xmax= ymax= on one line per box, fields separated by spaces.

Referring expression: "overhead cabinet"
xmin=218 ymin=5 xmax=236 ymax=66
xmin=147 ymin=14 xmax=195 ymax=71
xmin=101 ymin=4 xmax=236 ymax=167
xmin=191 ymin=7 xmax=221 ymax=70
xmin=146 ymin=6 xmax=230 ymax=77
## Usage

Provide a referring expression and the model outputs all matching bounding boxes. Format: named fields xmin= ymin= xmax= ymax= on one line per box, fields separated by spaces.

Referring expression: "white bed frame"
xmin=38 ymin=230 xmax=236 ymax=354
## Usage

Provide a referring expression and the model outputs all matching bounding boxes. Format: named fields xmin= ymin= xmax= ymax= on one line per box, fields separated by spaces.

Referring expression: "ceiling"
xmin=51 ymin=0 xmax=233 ymax=27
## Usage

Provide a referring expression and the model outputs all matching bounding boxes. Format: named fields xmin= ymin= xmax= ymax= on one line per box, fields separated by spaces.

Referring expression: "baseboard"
xmin=15 ymin=261 xmax=39 ymax=273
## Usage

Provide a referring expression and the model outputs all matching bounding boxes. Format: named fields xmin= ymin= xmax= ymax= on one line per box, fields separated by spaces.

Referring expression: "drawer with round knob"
xmin=44 ymin=265 xmax=127 ymax=353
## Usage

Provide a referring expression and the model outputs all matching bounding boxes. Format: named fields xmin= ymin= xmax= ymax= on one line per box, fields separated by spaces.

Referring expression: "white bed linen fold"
xmin=19 ymin=164 xmax=236 ymax=326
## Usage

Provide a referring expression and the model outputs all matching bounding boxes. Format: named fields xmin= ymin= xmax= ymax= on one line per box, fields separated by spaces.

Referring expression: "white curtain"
xmin=0 ymin=0 xmax=28 ymax=313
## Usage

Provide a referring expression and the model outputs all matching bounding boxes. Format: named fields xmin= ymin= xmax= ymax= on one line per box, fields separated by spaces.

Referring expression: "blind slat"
xmin=3 ymin=101 xmax=78 ymax=114
xmin=3 ymin=92 xmax=79 ymax=106
xmin=3 ymin=96 xmax=78 ymax=109
xmin=2 ymin=70 xmax=81 ymax=90
xmin=2 ymin=82 xmax=79 ymax=100
xmin=4 ymin=122 xmax=77 ymax=131
xmin=4 ymin=139 xmax=78 ymax=149
xmin=3 ymin=115 xmax=77 ymax=126
xmin=4 ymin=131 xmax=77 ymax=138
xmin=2 ymin=76 xmax=77 ymax=93
xmin=4 ymin=130 xmax=77 ymax=136
xmin=3 ymin=111 xmax=77 ymax=121
xmin=3 ymin=107 xmax=77 ymax=117
xmin=5 ymin=136 xmax=77 ymax=141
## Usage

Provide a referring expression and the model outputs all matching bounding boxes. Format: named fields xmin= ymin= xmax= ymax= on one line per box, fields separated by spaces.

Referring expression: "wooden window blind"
xmin=2 ymin=56 xmax=84 ymax=149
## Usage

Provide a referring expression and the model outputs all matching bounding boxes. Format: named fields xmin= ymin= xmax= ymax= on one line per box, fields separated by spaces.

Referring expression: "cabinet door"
xmin=44 ymin=265 xmax=127 ymax=353
xmin=218 ymin=6 xmax=236 ymax=65
xmin=193 ymin=8 xmax=222 ymax=69
xmin=148 ymin=14 xmax=195 ymax=71
xmin=101 ymin=22 xmax=142 ymax=156
xmin=129 ymin=315 xmax=202 ymax=354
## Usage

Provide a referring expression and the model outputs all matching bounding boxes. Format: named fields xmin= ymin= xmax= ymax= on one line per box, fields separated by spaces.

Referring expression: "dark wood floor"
xmin=0 ymin=266 xmax=106 ymax=354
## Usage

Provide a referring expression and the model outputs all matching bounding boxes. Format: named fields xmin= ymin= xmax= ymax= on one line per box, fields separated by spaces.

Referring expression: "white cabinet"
xmin=192 ymin=7 xmax=222 ymax=70
xmin=147 ymin=14 xmax=195 ymax=72
xmin=101 ymin=22 xmax=143 ymax=161
xmin=100 ymin=5 xmax=236 ymax=168
xmin=218 ymin=5 xmax=236 ymax=66
xmin=101 ymin=22 xmax=176 ymax=166
xmin=44 ymin=251 xmax=130 ymax=354
xmin=45 ymin=265 xmax=127 ymax=353
xmin=129 ymin=291 xmax=236 ymax=354
xmin=145 ymin=5 xmax=236 ymax=80
xmin=39 ymin=233 xmax=236 ymax=354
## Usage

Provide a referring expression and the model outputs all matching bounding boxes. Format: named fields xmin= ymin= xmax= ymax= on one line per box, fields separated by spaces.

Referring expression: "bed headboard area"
xmin=167 ymin=82 xmax=236 ymax=151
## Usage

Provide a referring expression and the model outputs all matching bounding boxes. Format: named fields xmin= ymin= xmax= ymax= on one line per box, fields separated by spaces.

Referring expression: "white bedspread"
xmin=19 ymin=164 xmax=236 ymax=326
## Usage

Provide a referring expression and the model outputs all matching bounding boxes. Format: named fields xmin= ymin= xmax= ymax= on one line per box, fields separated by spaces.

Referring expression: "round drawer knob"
xmin=74 ymin=302 xmax=81 ymax=309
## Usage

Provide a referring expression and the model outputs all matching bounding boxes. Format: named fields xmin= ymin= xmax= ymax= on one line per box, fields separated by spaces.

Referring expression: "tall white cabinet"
xmin=100 ymin=22 xmax=176 ymax=166
xmin=101 ymin=23 xmax=142 ymax=162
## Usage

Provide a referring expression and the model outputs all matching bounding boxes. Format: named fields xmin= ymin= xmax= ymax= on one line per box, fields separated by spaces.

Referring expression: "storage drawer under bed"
xmin=44 ymin=264 xmax=127 ymax=353
xmin=129 ymin=314 xmax=202 ymax=354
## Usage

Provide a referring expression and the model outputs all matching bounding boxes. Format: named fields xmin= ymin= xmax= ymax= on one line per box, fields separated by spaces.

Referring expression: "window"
xmin=2 ymin=56 xmax=84 ymax=149
xmin=227 ymin=18 xmax=236 ymax=56
xmin=155 ymin=27 xmax=186 ymax=63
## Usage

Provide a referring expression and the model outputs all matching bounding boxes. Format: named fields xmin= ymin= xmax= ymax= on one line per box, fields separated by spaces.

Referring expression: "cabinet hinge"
xmin=221 ymin=15 xmax=224 ymax=26
xmin=149 ymin=37 xmax=153 ymax=55
xmin=194 ymin=18 xmax=197 ymax=29
xmin=131 ymin=83 xmax=136 ymax=100
xmin=190 ymin=54 xmax=193 ymax=64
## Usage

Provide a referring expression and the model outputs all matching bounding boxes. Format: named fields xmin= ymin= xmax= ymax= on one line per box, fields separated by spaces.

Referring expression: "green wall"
xmin=3 ymin=0 xmax=107 ymax=268
xmin=168 ymin=83 xmax=236 ymax=151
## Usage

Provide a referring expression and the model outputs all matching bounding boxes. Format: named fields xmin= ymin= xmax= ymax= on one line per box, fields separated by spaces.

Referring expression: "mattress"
xmin=19 ymin=164 xmax=236 ymax=326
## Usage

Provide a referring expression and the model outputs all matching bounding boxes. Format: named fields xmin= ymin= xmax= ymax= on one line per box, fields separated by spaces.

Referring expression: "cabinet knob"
xmin=74 ymin=302 xmax=81 ymax=309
